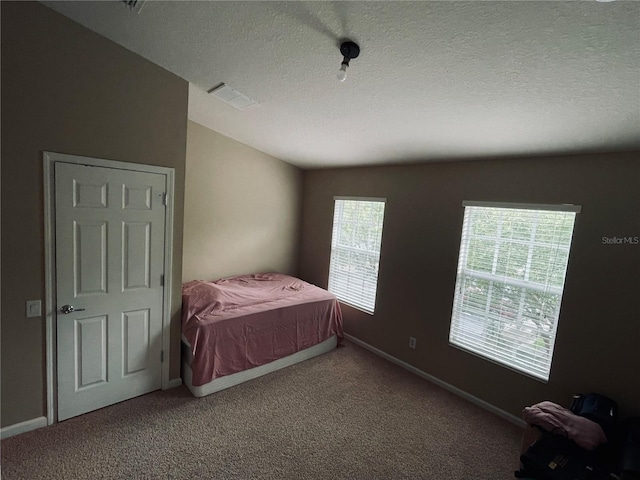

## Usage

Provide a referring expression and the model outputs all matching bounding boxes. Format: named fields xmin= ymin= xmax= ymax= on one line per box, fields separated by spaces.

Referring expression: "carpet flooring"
xmin=1 ymin=340 xmax=523 ymax=479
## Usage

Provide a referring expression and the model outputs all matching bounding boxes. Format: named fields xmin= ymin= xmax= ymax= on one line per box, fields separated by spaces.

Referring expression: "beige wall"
xmin=183 ymin=121 xmax=302 ymax=282
xmin=299 ymin=153 xmax=640 ymax=419
xmin=1 ymin=2 xmax=188 ymax=427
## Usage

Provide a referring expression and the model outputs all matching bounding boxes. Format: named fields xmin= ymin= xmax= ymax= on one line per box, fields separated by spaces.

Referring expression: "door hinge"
xmin=160 ymin=274 xmax=164 ymax=286
xmin=161 ymin=350 xmax=164 ymax=362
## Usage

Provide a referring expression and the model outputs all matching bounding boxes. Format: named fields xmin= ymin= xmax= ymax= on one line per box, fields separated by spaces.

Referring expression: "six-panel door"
xmin=55 ymin=162 xmax=166 ymax=421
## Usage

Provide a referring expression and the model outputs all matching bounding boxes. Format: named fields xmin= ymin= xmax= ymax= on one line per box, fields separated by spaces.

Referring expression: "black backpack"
xmin=570 ymin=393 xmax=618 ymax=440
xmin=516 ymin=393 xmax=619 ymax=480
xmin=516 ymin=432 xmax=611 ymax=480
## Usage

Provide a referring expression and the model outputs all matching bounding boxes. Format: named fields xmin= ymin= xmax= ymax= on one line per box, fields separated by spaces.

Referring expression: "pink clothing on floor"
xmin=522 ymin=401 xmax=607 ymax=450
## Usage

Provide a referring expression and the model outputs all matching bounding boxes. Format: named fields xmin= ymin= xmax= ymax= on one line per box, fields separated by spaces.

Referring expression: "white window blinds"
xmin=449 ymin=202 xmax=579 ymax=381
xmin=328 ymin=198 xmax=386 ymax=314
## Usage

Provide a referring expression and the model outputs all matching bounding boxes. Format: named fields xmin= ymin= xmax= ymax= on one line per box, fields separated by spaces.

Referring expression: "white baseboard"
xmin=344 ymin=334 xmax=526 ymax=428
xmin=1 ymin=416 xmax=48 ymax=440
xmin=164 ymin=377 xmax=183 ymax=389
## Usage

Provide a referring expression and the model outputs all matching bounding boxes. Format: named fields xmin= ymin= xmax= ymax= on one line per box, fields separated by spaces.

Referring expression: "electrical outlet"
xmin=409 ymin=336 xmax=416 ymax=349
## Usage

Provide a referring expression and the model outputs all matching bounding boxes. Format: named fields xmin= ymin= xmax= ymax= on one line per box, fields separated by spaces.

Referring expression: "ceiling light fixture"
xmin=121 ymin=0 xmax=147 ymax=14
xmin=336 ymin=41 xmax=360 ymax=82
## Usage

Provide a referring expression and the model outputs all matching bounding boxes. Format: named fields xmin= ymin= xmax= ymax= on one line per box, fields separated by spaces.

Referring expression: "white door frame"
xmin=43 ymin=151 xmax=178 ymax=425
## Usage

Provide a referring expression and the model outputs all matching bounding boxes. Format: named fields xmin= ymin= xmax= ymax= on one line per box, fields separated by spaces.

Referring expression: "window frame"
xmin=327 ymin=196 xmax=387 ymax=315
xmin=449 ymin=201 xmax=581 ymax=382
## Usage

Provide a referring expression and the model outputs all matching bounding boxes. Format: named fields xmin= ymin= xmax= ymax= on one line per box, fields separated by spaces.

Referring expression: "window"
xmin=328 ymin=197 xmax=386 ymax=314
xmin=449 ymin=201 xmax=580 ymax=381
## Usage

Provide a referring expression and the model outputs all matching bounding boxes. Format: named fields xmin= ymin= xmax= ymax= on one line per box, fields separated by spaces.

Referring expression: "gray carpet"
xmin=1 ymin=340 xmax=523 ymax=479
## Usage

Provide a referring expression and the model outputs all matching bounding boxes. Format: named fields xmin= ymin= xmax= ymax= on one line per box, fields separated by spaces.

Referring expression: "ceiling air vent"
xmin=121 ymin=0 xmax=147 ymax=14
xmin=208 ymin=84 xmax=259 ymax=110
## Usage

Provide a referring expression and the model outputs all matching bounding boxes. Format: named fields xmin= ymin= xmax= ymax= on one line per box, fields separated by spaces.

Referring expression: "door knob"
xmin=59 ymin=305 xmax=85 ymax=314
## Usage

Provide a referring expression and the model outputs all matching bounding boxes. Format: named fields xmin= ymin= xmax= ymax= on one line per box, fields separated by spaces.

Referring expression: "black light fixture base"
xmin=340 ymin=41 xmax=360 ymax=60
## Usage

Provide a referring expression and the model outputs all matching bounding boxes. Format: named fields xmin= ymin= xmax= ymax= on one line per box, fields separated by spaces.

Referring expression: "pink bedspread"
xmin=182 ymin=273 xmax=343 ymax=387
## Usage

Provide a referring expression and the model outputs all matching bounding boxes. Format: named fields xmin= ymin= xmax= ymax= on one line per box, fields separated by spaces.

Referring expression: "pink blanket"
xmin=522 ymin=401 xmax=607 ymax=450
xmin=182 ymin=273 xmax=343 ymax=386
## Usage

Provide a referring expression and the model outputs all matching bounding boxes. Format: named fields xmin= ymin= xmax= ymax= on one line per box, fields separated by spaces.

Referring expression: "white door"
xmin=55 ymin=162 xmax=166 ymax=421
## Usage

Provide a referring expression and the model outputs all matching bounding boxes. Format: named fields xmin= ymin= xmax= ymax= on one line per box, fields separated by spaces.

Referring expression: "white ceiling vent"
xmin=208 ymin=84 xmax=259 ymax=110
xmin=121 ymin=0 xmax=147 ymax=14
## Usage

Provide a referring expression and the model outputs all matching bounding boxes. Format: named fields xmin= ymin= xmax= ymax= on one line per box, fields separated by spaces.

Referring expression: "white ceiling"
xmin=43 ymin=1 xmax=640 ymax=169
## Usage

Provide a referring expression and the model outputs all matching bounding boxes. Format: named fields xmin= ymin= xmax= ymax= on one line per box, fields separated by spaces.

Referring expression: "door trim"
xmin=43 ymin=151 xmax=178 ymax=425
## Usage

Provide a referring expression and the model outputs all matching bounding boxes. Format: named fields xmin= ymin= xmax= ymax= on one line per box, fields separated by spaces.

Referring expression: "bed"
xmin=181 ymin=272 xmax=343 ymax=397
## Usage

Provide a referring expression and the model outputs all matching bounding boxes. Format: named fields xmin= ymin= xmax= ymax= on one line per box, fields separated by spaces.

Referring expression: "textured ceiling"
xmin=42 ymin=1 xmax=640 ymax=168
